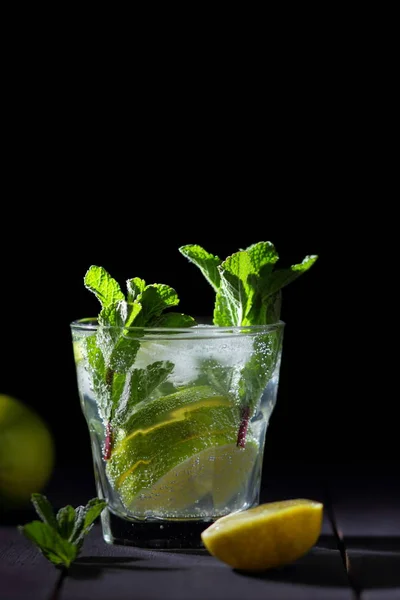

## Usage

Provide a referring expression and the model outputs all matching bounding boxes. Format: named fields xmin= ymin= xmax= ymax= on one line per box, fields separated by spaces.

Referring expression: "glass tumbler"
xmin=70 ymin=320 xmax=284 ymax=549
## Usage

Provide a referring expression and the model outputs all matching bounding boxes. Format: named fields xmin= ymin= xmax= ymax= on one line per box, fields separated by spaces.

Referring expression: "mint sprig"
xmin=180 ymin=241 xmax=318 ymax=326
xmin=82 ymin=266 xmax=196 ymax=459
xmin=81 ymin=245 xmax=317 ymax=456
xmin=19 ymin=494 xmax=107 ymax=568
xmin=180 ymin=242 xmax=318 ymax=446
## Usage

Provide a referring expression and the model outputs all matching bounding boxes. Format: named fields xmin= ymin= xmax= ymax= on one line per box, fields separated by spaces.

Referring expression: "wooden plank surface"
xmin=60 ymin=468 xmax=353 ymax=600
xmin=328 ymin=470 xmax=400 ymax=600
xmin=60 ymin=525 xmax=353 ymax=600
xmin=0 ymin=526 xmax=61 ymax=600
xmin=0 ymin=467 xmax=361 ymax=599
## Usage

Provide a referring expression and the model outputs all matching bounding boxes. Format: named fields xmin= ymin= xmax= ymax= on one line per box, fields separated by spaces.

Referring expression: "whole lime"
xmin=0 ymin=394 xmax=55 ymax=508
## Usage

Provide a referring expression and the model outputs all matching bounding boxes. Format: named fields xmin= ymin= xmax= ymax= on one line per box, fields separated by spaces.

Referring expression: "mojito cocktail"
xmin=70 ymin=242 xmax=317 ymax=548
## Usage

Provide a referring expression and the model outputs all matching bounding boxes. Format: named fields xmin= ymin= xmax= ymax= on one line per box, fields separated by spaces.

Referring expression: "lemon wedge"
xmin=201 ymin=498 xmax=323 ymax=570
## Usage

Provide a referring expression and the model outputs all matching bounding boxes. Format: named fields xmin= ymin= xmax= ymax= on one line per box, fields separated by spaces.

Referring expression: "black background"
xmin=1 ymin=201 xmax=387 ymax=481
xmin=0 ymin=47 xmax=394 ymax=501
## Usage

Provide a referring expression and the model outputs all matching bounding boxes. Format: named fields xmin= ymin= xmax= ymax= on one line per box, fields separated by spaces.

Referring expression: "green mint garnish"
xmin=19 ymin=494 xmax=106 ymax=568
xmin=180 ymin=241 xmax=318 ymax=446
xmin=83 ymin=266 xmax=196 ymax=459
xmin=114 ymin=361 xmax=174 ymax=426
xmin=179 ymin=241 xmax=318 ymax=326
xmin=81 ymin=244 xmax=317 ymax=457
xmin=178 ymin=244 xmax=222 ymax=292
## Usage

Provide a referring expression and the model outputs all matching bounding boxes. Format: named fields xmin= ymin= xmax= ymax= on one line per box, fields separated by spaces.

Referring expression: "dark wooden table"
xmin=1 ymin=466 xmax=399 ymax=600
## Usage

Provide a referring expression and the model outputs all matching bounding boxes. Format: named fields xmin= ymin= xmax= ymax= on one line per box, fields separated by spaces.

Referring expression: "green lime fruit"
xmin=0 ymin=394 xmax=55 ymax=508
xmin=73 ymin=339 xmax=84 ymax=364
xmin=126 ymin=441 xmax=259 ymax=516
xmin=211 ymin=442 xmax=259 ymax=510
xmin=106 ymin=385 xmax=259 ymax=514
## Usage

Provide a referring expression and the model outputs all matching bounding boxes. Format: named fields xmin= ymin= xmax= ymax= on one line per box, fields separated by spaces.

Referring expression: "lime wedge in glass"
xmin=126 ymin=441 xmax=259 ymax=516
xmin=106 ymin=386 xmax=258 ymax=514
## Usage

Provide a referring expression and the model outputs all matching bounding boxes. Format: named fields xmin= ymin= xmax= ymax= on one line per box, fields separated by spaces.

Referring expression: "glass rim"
xmin=70 ymin=317 xmax=285 ymax=339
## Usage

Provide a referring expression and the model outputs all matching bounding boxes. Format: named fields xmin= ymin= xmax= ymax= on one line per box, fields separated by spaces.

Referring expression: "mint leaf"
xmin=215 ymin=251 xmax=254 ymax=326
xmin=84 ymin=265 xmax=125 ymax=308
xmin=111 ymin=371 xmax=128 ymax=413
xmin=134 ymin=284 xmax=180 ymax=326
xmin=199 ymin=359 xmax=241 ymax=397
xmin=99 ymin=301 xmax=143 ymax=374
xmin=115 ymin=361 xmax=174 ymax=426
xmin=109 ymin=336 xmax=141 ymax=373
xmin=246 ymin=241 xmax=279 ymax=274
xmin=213 ymin=291 xmax=234 ymax=327
xmin=99 ymin=300 xmax=128 ymax=334
xmin=128 ymin=361 xmax=174 ymax=408
xmin=56 ymin=505 xmax=76 ymax=540
xmin=70 ymin=498 xmax=107 ymax=550
xmin=83 ymin=266 xmax=196 ymax=459
xmin=97 ymin=302 xmax=130 ymax=368
xmin=84 ymin=335 xmax=109 ymax=421
xmin=182 ymin=243 xmax=318 ymax=327
xmin=180 ymin=241 xmax=318 ymax=447
xmin=19 ymin=521 xmax=78 ymax=567
xmin=150 ymin=312 xmax=196 ymax=327
xmin=179 ymin=244 xmax=222 ymax=292
xmin=69 ymin=505 xmax=85 ymax=545
xmin=259 ymin=254 xmax=319 ymax=300
xmin=83 ymin=498 xmax=107 ymax=530
xmin=211 ymin=244 xmax=280 ymax=326
xmin=126 ymin=277 xmax=146 ymax=302
xmin=19 ymin=495 xmax=106 ymax=568
xmin=31 ymin=493 xmax=58 ymax=529
xmin=238 ymin=326 xmax=283 ymax=414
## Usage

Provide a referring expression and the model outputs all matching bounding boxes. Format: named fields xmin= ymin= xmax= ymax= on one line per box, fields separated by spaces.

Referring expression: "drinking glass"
xmin=70 ymin=319 xmax=284 ymax=549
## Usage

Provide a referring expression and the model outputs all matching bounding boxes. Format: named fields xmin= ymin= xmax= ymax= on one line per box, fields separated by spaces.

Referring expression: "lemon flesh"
xmin=201 ymin=498 xmax=323 ymax=570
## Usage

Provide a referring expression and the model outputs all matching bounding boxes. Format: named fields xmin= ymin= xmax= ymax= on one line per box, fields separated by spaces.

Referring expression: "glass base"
xmin=101 ymin=508 xmax=215 ymax=549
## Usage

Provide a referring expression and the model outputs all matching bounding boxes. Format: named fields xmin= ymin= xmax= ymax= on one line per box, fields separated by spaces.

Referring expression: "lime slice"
xmin=73 ymin=339 xmax=85 ymax=364
xmin=211 ymin=442 xmax=259 ymax=510
xmin=127 ymin=444 xmax=224 ymax=515
xmin=201 ymin=499 xmax=324 ymax=570
xmin=126 ymin=441 xmax=259 ymax=516
xmin=106 ymin=386 xmax=252 ymax=512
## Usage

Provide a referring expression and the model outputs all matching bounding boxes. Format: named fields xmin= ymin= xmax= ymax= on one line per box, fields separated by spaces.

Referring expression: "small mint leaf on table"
xmin=19 ymin=494 xmax=106 ymax=568
xmin=70 ymin=498 xmax=107 ymax=550
xmin=31 ymin=492 xmax=58 ymax=529
xmin=83 ymin=498 xmax=108 ymax=530
xmin=56 ymin=505 xmax=76 ymax=540
xmin=68 ymin=505 xmax=86 ymax=546
xmin=19 ymin=520 xmax=78 ymax=568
